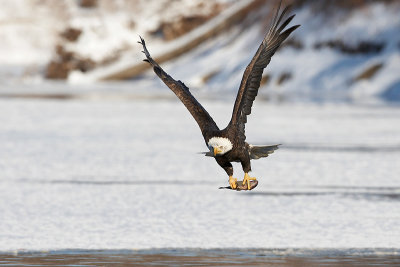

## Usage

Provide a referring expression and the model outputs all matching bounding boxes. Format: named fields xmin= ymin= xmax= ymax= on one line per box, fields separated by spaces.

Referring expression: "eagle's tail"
xmin=249 ymin=144 xmax=280 ymax=160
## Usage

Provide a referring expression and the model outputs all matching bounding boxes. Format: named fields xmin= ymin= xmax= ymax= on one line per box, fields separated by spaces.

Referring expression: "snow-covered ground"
xmin=0 ymin=95 xmax=399 ymax=252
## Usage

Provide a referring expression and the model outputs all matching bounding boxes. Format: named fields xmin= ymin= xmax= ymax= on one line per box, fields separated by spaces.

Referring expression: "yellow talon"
xmin=229 ymin=176 xmax=237 ymax=189
xmin=243 ymin=173 xmax=257 ymax=190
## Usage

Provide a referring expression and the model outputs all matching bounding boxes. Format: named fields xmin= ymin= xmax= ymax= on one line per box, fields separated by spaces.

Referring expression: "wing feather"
xmin=139 ymin=37 xmax=219 ymax=139
xmin=228 ymin=4 xmax=299 ymax=143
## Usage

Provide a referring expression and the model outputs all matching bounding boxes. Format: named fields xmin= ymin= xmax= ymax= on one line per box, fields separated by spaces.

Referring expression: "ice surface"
xmin=0 ymin=96 xmax=399 ymax=251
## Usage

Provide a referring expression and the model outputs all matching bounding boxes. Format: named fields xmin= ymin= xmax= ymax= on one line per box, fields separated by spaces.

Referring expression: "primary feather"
xmin=228 ymin=5 xmax=300 ymax=144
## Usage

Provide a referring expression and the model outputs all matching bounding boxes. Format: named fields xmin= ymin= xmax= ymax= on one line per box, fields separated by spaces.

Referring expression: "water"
xmin=1 ymin=249 xmax=399 ymax=266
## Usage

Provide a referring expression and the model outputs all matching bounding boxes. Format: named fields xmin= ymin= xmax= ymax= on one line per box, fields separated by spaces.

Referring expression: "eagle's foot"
xmin=243 ymin=173 xmax=257 ymax=190
xmin=219 ymin=175 xmax=257 ymax=190
xmin=229 ymin=176 xmax=238 ymax=189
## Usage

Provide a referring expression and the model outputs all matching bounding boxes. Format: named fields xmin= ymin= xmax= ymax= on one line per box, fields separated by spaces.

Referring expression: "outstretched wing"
xmin=228 ymin=4 xmax=299 ymax=143
xmin=139 ymin=37 xmax=219 ymax=139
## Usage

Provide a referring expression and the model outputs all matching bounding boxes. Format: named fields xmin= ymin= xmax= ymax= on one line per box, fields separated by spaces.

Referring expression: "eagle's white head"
xmin=207 ymin=137 xmax=233 ymax=156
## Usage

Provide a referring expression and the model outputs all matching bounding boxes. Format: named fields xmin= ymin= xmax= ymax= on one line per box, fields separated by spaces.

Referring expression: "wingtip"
xmin=138 ymin=35 xmax=145 ymax=45
xmin=292 ymin=24 xmax=301 ymax=30
xmin=281 ymin=24 xmax=300 ymax=37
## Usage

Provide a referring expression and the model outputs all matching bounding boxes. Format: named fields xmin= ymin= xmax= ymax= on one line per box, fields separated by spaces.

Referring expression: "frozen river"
xmin=0 ymin=96 xmax=399 ymax=252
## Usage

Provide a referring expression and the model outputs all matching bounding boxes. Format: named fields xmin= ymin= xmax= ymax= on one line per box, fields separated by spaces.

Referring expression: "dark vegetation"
xmin=79 ymin=0 xmax=97 ymax=8
xmin=354 ymin=63 xmax=383 ymax=81
xmin=46 ymin=45 xmax=95 ymax=79
xmin=292 ymin=0 xmax=398 ymax=10
xmin=150 ymin=2 xmax=224 ymax=41
xmin=60 ymin=27 xmax=82 ymax=42
xmin=314 ymin=40 xmax=385 ymax=55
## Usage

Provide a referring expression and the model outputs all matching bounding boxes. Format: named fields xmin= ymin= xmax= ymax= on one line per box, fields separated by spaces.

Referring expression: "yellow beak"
xmin=213 ymin=147 xmax=222 ymax=156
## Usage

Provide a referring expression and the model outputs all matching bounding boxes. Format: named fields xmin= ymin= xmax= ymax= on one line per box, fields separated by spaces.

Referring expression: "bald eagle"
xmin=139 ymin=4 xmax=299 ymax=190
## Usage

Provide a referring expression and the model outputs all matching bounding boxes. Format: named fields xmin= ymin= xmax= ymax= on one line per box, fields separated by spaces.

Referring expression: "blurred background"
xmin=1 ymin=0 xmax=400 ymax=259
xmin=1 ymin=0 xmax=399 ymax=102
